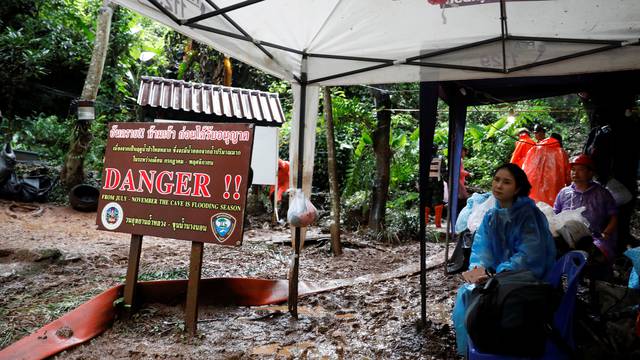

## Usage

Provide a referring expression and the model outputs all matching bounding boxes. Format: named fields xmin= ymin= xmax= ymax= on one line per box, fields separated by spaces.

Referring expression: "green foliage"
xmin=341 ymin=189 xmax=370 ymax=228
xmin=317 ymin=87 xmax=375 ymax=195
xmin=0 ymin=0 xmax=94 ymax=120
xmin=434 ymin=97 xmax=587 ymax=190
xmin=7 ymin=114 xmax=73 ymax=164
xmin=384 ymin=190 xmax=420 ymax=242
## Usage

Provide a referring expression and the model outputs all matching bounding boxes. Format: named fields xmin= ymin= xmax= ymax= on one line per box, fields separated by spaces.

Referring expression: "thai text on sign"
xmin=96 ymin=122 xmax=254 ymax=245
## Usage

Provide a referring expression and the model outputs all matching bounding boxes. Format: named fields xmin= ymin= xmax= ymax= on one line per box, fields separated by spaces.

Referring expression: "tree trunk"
xmin=323 ymin=87 xmax=342 ymax=256
xmin=368 ymin=85 xmax=392 ymax=231
xmin=223 ymin=56 xmax=232 ymax=86
xmin=61 ymin=1 xmax=115 ymax=188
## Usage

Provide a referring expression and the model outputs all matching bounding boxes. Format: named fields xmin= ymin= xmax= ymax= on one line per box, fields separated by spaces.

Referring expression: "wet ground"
xmin=0 ymin=200 xmax=462 ymax=359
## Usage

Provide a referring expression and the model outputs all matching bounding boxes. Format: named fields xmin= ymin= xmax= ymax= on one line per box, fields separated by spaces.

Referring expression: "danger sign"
xmin=96 ymin=122 xmax=254 ymax=246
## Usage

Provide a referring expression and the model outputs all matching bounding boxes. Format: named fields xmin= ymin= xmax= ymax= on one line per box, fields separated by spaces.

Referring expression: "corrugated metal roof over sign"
xmin=137 ymin=76 xmax=285 ymax=125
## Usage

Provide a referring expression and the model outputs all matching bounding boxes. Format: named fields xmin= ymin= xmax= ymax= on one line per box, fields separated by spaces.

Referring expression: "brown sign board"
xmin=96 ymin=122 xmax=254 ymax=246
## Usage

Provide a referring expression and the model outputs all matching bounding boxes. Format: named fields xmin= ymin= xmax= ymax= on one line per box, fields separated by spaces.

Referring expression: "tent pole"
xmin=288 ymin=55 xmax=308 ymax=318
xmin=500 ymin=0 xmax=508 ymax=73
xmin=444 ymin=91 xmax=467 ymax=275
xmin=182 ymin=0 xmax=264 ymax=25
xmin=419 ymin=82 xmax=438 ymax=327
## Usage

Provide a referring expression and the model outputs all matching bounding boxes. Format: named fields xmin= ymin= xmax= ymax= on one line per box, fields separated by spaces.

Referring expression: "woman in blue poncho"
xmin=452 ymin=163 xmax=556 ymax=355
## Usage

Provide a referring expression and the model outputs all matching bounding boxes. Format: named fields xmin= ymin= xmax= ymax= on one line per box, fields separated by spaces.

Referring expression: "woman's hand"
xmin=461 ymin=266 xmax=490 ymax=284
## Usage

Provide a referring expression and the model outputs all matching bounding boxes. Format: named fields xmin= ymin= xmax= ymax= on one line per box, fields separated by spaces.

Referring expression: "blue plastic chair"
xmin=468 ymin=251 xmax=587 ymax=360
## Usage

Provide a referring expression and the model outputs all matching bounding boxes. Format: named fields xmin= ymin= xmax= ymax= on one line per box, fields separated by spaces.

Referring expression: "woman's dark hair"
xmin=493 ymin=163 xmax=532 ymax=197
xmin=550 ymin=132 xmax=563 ymax=148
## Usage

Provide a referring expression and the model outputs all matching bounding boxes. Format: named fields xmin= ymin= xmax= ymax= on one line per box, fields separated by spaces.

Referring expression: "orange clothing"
xmin=269 ymin=159 xmax=290 ymax=201
xmin=510 ymin=133 xmax=535 ymax=168
xmin=459 ymin=162 xmax=470 ymax=199
xmin=522 ymin=138 xmax=570 ymax=206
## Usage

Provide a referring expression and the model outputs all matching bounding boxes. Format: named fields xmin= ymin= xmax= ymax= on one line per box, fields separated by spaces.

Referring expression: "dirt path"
xmin=0 ymin=200 xmax=462 ymax=359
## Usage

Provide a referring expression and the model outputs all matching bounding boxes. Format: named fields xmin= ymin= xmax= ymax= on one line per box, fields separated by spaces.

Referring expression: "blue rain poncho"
xmin=452 ymin=195 xmax=557 ymax=354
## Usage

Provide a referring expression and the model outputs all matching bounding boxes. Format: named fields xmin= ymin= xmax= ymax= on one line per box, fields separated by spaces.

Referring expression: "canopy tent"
xmin=112 ymin=0 xmax=640 ymax=320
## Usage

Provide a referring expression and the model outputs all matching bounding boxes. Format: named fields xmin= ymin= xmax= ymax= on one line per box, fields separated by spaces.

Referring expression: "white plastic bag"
xmin=606 ymin=178 xmax=632 ymax=206
xmin=557 ymin=220 xmax=592 ymax=248
xmin=547 ymin=206 xmax=588 ymax=236
xmin=549 ymin=206 xmax=591 ymax=247
xmin=455 ymin=192 xmax=491 ymax=233
xmin=287 ymin=188 xmax=318 ymax=227
xmin=536 ymin=201 xmax=555 ymax=233
xmin=536 ymin=201 xmax=555 ymax=220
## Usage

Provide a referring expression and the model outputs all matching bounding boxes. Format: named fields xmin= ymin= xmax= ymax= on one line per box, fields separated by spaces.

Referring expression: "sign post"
xmin=123 ymin=234 xmax=143 ymax=313
xmin=96 ymin=122 xmax=254 ymax=332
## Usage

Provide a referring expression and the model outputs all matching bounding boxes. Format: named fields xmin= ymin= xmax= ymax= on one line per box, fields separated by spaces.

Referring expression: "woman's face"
xmin=492 ymin=169 xmax=519 ymax=204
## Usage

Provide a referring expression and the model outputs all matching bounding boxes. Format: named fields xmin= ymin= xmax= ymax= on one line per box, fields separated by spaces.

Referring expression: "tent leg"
xmin=419 ymin=82 xmax=438 ymax=327
xmin=445 ymin=95 xmax=468 ymax=275
xmin=288 ymin=81 xmax=307 ymax=318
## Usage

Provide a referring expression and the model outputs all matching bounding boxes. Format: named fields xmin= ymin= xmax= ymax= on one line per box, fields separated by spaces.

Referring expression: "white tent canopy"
xmin=114 ymin=0 xmax=640 ymax=85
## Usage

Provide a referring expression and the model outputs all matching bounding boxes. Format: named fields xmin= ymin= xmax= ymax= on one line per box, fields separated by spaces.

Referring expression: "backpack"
xmin=583 ymin=125 xmax=614 ymax=181
xmin=465 ymin=270 xmax=557 ymax=357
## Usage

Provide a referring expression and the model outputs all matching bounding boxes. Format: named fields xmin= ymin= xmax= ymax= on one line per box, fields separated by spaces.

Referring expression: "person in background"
xmin=553 ymin=154 xmax=618 ymax=268
xmin=269 ymin=159 xmax=290 ymax=220
xmin=522 ymin=125 xmax=571 ymax=206
xmin=452 ymin=163 xmax=556 ymax=355
xmin=551 ymin=132 xmax=571 ymax=185
xmin=510 ymin=128 xmax=535 ymax=168
xmin=550 ymin=132 xmax=563 ymax=148
xmin=533 ymin=123 xmax=546 ymax=142
xmin=457 ymin=147 xmax=471 ymax=215
xmin=424 ymin=144 xmax=446 ymax=227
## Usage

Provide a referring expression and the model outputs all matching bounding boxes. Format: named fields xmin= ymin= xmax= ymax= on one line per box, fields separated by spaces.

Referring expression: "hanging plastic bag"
xmin=287 ymin=188 xmax=318 ymax=227
xmin=606 ymin=178 xmax=632 ymax=206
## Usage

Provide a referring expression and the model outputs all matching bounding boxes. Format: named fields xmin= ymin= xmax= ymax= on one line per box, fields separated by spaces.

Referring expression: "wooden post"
xmin=323 ymin=86 xmax=342 ymax=256
xmin=123 ymin=234 xmax=143 ymax=314
xmin=185 ymin=241 xmax=204 ymax=334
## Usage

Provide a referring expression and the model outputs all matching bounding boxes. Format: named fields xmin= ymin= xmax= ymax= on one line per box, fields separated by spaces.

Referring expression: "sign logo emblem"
xmin=101 ymin=202 xmax=123 ymax=230
xmin=211 ymin=213 xmax=236 ymax=243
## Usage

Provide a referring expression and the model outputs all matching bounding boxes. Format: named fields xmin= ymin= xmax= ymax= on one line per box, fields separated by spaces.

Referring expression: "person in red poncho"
xmin=510 ymin=128 xmax=535 ymax=168
xmin=269 ymin=159 xmax=290 ymax=202
xmin=521 ymin=125 xmax=571 ymax=206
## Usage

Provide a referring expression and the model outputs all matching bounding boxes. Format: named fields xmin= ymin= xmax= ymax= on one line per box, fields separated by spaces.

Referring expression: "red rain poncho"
xmin=522 ymin=138 xmax=570 ymax=206
xmin=510 ymin=133 xmax=535 ymax=168
xmin=269 ymin=159 xmax=290 ymax=201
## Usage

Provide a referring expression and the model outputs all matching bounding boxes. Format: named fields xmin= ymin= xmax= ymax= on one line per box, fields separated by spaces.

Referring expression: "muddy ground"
xmin=0 ymin=200 xmax=462 ymax=359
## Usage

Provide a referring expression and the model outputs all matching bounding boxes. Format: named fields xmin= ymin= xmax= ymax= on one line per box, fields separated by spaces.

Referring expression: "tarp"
xmin=113 ymin=0 xmax=640 ymax=86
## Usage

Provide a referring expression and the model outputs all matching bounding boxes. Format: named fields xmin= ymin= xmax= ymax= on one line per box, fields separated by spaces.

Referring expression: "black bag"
xmin=447 ymin=230 xmax=474 ymax=274
xmin=583 ymin=125 xmax=614 ymax=182
xmin=465 ymin=270 xmax=556 ymax=357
